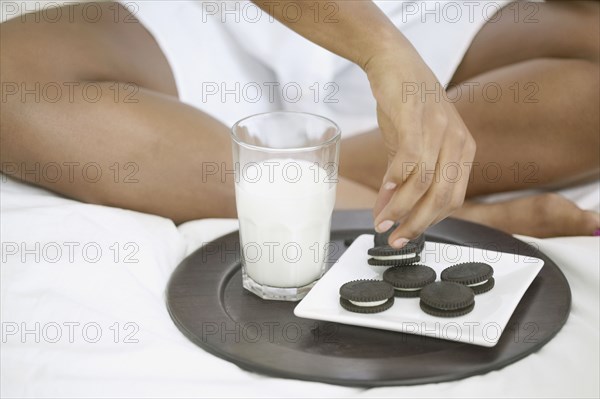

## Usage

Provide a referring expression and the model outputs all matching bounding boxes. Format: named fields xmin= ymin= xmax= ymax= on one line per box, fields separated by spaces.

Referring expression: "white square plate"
xmin=294 ymin=234 xmax=544 ymax=347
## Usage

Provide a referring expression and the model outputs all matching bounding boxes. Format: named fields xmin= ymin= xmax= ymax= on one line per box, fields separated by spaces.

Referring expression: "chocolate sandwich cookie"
xmin=374 ymin=222 xmax=399 ymax=247
xmin=441 ymin=262 xmax=495 ymax=295
xmin=419 ymin=281 xmax=475 ymax=317
xmin=339 ymin=280 xmax=395 ymax=314
xmin=383 ymin=265 xmax=437 ymax=298
xmin=367 ymin=242 xmax=422 ymax=266
xmin=374 ymin=225 xmax=425 ymax=252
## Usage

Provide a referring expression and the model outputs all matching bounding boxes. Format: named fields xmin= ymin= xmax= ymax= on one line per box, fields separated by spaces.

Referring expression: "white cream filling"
xmin=349 ymin=299 xmax=388 ymax=307
xmin=372 ymin=253 xmax=416 ymax=260
xmin=468 ymin=279 xmax=489 ymax=287
xmin=394 ymin=287 xmax=421 ymax=292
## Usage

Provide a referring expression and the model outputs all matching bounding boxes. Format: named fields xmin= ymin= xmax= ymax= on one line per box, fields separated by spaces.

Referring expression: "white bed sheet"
xmin=2 ymin=1 xmax=598 ymax=396
xmin=1 ymin=175 xmax=599 ymax=398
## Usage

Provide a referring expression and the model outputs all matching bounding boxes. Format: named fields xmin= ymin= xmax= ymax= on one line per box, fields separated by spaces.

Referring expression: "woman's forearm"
xmin=252 ymin=0 xmax=410 ymax=69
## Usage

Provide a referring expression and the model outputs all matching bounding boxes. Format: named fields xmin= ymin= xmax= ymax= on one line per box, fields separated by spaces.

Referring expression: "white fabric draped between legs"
xmin=128 ymin=0 xmax=511 ymax=136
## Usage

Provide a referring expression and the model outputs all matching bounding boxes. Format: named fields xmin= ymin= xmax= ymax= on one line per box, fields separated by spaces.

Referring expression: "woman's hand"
xmin=363 ymin=43 xmax=477 ymax=248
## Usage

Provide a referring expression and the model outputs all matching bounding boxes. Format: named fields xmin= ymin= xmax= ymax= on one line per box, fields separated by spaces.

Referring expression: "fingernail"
xmin=376 ymin=220 xmax=394 ymax=233
xmin=391 ymin=238 xmax=409 ymax=248
xmin=383 ymin=182 xmax=397 ymax=191
xmin=594 ymin=229 xmax=600 ymax=237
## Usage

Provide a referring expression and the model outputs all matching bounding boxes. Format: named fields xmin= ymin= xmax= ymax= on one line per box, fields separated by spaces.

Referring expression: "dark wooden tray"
xmin=166 ymin=210 xmax=571 ymax=386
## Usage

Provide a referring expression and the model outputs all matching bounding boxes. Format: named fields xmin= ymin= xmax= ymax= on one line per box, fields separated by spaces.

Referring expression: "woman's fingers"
xmin=373 ymin=104 xmax=446 ymax=233
xmin=387 ymin=183 xmax=448 ymax=247
xmin=379 ymin=112 xmax=475 ymax=246
xmin=387 ymin=152 xmax=465 ymax=246
xmin=373 ymin=101 xmax=425 ymax=221
xmin=373 ymin=182 xmax=397 ymax=232
xmin=373 ymin=141 xmax=442 ymax=233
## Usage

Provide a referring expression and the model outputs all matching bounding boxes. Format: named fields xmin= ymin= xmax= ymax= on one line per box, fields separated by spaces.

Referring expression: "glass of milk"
xmin=231 ymin=112 xmax=341 ymax=301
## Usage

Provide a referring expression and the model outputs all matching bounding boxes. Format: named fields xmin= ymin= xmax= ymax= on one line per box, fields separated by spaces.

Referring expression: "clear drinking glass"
xmin=231 ymin=111 xmax=341 ymax=301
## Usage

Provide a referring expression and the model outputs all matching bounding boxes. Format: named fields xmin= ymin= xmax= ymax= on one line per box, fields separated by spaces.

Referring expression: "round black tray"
xmin=166 ymin=210 xmax=570 ymax=387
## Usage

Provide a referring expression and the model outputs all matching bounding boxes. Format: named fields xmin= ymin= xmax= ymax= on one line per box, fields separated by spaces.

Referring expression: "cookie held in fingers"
xmin=339 ymin=280 xmax=395 ymax=314
xmin=419 ymin=281 xmax=475 ymax=317
xmin=383 ymin=265 xmax=437 ymax=298
xmin=374 ymin=226 xmax=425 ymax=252
xmin=441 ymin=262 xmax=495 ymax=295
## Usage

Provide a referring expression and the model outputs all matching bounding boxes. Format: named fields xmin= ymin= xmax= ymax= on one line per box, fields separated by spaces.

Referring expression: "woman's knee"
xmin=453 ymin=1 xmax=600 ymax=83
xmin=0 ymin=2 xmax=176 ymax=94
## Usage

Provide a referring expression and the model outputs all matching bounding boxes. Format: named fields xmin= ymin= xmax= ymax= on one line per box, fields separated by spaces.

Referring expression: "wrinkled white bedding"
xmin=1 ymin=175 xmax=599 ymax=398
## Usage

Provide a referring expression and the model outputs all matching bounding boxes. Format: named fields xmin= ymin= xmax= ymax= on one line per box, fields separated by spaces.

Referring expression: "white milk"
xmin=235 ymin=159 xmax=336 ymax=288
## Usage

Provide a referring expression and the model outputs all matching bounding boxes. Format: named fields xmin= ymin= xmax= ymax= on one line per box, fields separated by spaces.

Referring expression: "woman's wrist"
xmin=358 ymin=29 xmax=419 ymax=73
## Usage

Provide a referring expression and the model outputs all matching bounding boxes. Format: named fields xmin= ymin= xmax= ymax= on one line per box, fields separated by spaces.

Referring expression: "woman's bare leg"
xmin=1 ymin=3 xmax=238 ymax=223
xmin=452 ymin=0 xmax=599 ymax=196
xmin=0 ymin=3 xmax=376 ymax=222
xmin=451 ymin=1 xmax=600 ymax=237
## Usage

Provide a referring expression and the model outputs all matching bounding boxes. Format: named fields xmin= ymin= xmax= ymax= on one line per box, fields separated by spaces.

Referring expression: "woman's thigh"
xmin=452 ymin=0 xmax=599 ymax=83
xmin=449 ymin=1 xmax=599 ymax=195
